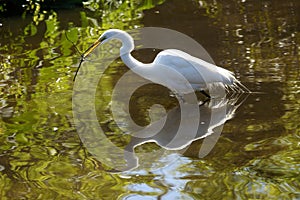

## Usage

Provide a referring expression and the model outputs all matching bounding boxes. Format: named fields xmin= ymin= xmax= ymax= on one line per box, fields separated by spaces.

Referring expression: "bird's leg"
xmin=198 ymin=98 xmax=210 ymax=106
xmin=200 ymin=90 xmax=211 ymax=99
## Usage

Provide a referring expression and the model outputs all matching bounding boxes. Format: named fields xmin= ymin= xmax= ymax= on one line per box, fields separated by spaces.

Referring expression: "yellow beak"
xmin=82 ymin=39 xmax=101 ymax=58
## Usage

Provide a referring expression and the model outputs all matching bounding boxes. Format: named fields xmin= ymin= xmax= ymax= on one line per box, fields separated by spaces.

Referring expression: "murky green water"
xmin=1 ymin=0 xmax=299 ymax=199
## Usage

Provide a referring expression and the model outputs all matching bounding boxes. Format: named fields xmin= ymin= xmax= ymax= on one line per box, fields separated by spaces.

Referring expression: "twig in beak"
xmin=73 ymin=56 xmax=84 ymax=81
xmin=73 ymin=39 xmax=101 ymax=81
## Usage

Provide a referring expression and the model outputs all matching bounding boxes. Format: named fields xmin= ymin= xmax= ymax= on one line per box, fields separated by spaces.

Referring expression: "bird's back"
xmin=153 ymin=49 xmax=236 ymax=89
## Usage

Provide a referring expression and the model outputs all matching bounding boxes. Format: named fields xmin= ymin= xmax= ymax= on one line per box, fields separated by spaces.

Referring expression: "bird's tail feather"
xmin=206 ymin=79 xmax=250 ymax=98
xmin=226 ymin=79 xmax=251 ymax=93
xmin=218 ymin=68 xmax=251 ymax=93
xmin=235 ymin=80 xmax=251 ymax=93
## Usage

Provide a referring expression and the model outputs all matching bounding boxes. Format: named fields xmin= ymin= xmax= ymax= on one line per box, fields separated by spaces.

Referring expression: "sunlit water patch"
xmin=0 ymin=0 xmax=299 ymax=199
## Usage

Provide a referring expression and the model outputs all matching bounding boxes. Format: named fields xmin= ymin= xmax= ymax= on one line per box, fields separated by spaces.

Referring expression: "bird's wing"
xmin=152 ymin=49 xmax=250 ymax=93
xmin=153 ymin=49 xmax=223 ymax=85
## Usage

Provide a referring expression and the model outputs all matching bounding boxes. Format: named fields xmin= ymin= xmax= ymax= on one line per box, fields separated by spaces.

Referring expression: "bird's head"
xmin=74 ymin=29 xmax=134 ymax=81
xmin=82 ymin=29 xmax=133 ymax=58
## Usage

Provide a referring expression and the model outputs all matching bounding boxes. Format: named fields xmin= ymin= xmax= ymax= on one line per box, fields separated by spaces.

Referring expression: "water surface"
xmin=0 ymin=0 xmax=299 ymax=199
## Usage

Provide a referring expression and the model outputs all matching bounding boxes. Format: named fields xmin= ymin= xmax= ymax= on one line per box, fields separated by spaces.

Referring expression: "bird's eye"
xmin=100 ymin=36 xmax=107 ymax=42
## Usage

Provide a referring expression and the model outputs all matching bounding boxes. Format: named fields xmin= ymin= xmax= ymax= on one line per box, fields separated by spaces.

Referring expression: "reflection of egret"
xmin=110 ymin=94 xmax=248 ymax=172
xmin=75 ymin=29 xmax=250 ymax=98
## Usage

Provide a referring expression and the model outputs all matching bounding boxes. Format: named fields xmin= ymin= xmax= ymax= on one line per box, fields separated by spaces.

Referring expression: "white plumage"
xmin=78 ymin=29 xmax=250 ymax=98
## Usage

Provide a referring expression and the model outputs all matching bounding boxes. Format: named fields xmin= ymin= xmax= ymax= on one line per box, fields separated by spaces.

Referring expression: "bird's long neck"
xmin=114 ymin=32 xmax=151 ymax=80
xmin=120 ymin=50 xmax=144 ymax=70
xmin=118 ymin=32 xmax=144 ymax=70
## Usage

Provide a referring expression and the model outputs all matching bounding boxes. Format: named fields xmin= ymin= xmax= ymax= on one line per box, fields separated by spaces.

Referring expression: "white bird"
xmin=75 ymin=29 xmax=250 ymax=98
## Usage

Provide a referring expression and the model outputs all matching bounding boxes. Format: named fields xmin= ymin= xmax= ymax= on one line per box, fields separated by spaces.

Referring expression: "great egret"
xmin=75 ymin=29 xmax=250 ymax=98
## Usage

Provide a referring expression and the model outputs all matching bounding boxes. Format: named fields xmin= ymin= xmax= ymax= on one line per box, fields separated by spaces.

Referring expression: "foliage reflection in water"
xmin=0 ymin=0 xmax=299 ymax=199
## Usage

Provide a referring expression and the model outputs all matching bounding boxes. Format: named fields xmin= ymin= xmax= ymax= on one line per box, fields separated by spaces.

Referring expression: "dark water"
xmin=0 ymin=0 xmax=299 ymax=199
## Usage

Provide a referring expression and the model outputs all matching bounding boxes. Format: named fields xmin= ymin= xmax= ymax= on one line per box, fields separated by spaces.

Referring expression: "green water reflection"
xmin=0 ymin=0 xmax=299 ymax=199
